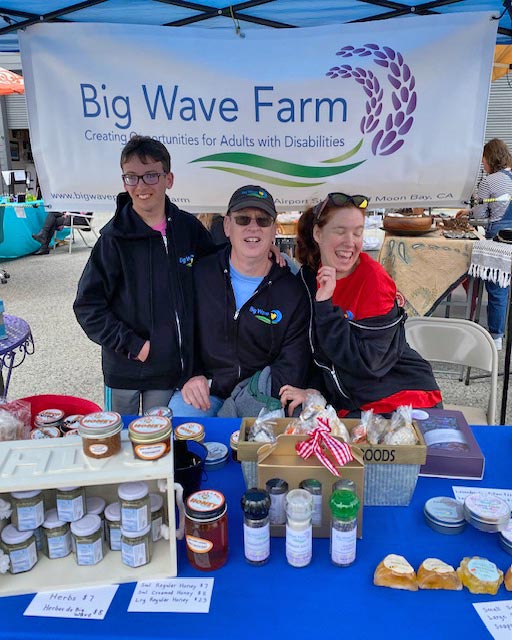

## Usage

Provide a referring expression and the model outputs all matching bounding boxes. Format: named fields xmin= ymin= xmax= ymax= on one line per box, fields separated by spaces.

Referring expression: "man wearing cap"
xmin=169 ymin=185 xmax=310 ymax=417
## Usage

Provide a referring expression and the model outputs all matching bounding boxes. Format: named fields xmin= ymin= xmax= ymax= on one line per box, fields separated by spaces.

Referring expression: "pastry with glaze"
xmin=374 ymin=554 xmax=418 ymax=591
xmin=417 ymin=558 xmax=462 ymax=590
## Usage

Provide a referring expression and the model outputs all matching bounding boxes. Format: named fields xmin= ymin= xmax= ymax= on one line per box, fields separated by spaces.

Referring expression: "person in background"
xmin=457 ymin=138 xmax=512 ymax=351
xmin=73 ymin=135 xmax=216 ymax=414
xmin=31 ymin=211 xmax=86 ymax=255
xmin=170 ymin=185 xmax=310 ymax=418
xmin=280 ymin=193 xmax=441 ymax=417
xmin=197 ymin=213 xmax=228 ymax=245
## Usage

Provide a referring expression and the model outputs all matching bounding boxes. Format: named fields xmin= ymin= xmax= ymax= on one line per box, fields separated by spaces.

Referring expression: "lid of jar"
xmin=144 ymin=406 xmax=173 ymax=418
xmin=175 ymin=422 xmax=204 ymax=440
xmin=79 ymin=411 xmax=122 ymax=435
xmin=299 ymin=478 xmax=322 ymax=494
xmin=285 ymin=489 xmax=313 ymax=519
xmin=86 ymin=496 xmax=106 ymax=515
xmin=499 ymin=518 xmax=512 ymax=543
xmin=186 ymin=490 xmax=226 ymax=520
xmin=35 ymin=408 xmax=65 ymax=425
xmin=150 ymin=493 xmax=164 ymax=513
xmin=464 ymin=494 xmax=511 ymax=524
xmin=329 ymin=489 xmax=360 ymax=520
xmin=265 ymin=478 xmax=288 ymax=494
xmin=128 ymin=416 xmax=172 ymax=440
xmin=118 ymin=481 xmax=149 ymax=501
xmin=63 ymin=414 xmax=84 ymax=428
xmin=204 ymin=442 xmax=229 ymax=463
xmin=70 ymin=514 xmax=102 ymax=536
xmin=58 ymin=486 xmax=79 ymax=492
xmin=230 ymin=430 xmax=240 ymax=449
xmin=11 ymin=489 xmax=41 ymax=499
xmin=104 ymin=502 xmax=121 ymax=522
xmin=43 ymin=508 xmax=67 ymax=529
xmin=1 ymin=524 xmax=34 ymax=544
xmin=30 ymin=428 xmax=51 ymax=439
xmin=241 ymin=488 xmax=271 ymax=519
xmin=332 ymin=478 xmax=356 ymax=493
xmin=31 ymin=426 xmax=61 ymax=439
xmin=424 ymin=497 xmax=465 ymax=525
xmin=64 ymin=429 xmax=79 ymax=437
xmin=121 ymin=524 xmax=151 ymax=538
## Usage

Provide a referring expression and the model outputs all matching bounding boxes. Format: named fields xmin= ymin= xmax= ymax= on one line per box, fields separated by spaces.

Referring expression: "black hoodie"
xmin=73 ymin=193 xmax=215 ymax=390
xmin=193 ymin=246 xmax=311 ymax=399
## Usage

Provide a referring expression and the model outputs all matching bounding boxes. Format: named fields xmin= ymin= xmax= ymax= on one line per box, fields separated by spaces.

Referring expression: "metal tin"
xmin=204 ymin=442 xmax=229 ymax=470
xmin=34 ymin=408 xmax=65 ymax=429
xmin=424 ymin=496 xmax=466 ymax=535
xmin=62 ymin=414 xmax=84 ymax=433
xmin=144 ymin=406 xmax=173 ymax=418
xmin=498 ymin=518 xmax=512 ymax=555
xmin=463 ymin=493 xmax=511 ymax=533
xmin=30 ymin=426 xmax=61 ymax=439
xmin=174 ymin=421 xmax=205 ymax=443
xmin=128 ymin=415 xmax=172 ymax=460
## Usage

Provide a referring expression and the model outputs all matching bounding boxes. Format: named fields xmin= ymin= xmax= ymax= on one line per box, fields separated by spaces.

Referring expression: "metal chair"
xmin=405 ymin=316 xmax=498 ymax=425
xmin=59 ymin=212 xmax=98 ymax=254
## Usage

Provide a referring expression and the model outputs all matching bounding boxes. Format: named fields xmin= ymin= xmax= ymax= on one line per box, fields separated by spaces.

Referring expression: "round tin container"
xmin=230 ymin=430 xmax=240 ymax=463
xmin=498 ymin=518 xmax=512 ymax=555
xmin=144 ymin=406 xmax=173 ymax=419
xmin=204 ymin=442 xmax=229 ymax=470
xmin=463 ymin=493 xmax=511 ymax=533
xmin=34 ymin=408 xmax=65 ymax=429
xmin=62 ymin=414 xmax=84 ymax=434
xmin=63 ymin=428 xmax=80 ymax=438
xmin=78 ymin=412 xmax=122 ymax=459
xmin=30 ymin=427 xmax=61 ymax=439
xmin=174 ymin=422 xmax=205 ymax=443
xmin=423 ymin=496 xmax=466 ymax=535
xmin=128 ymin=415 xmax=172 ymax=461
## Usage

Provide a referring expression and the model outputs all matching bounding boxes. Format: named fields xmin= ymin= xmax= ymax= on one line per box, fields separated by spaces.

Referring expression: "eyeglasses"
xmin=314 ymin=193 xmax=369 ymax=221
xmin=122 ymin=172 xmax=167 ymax=186
xmin=231 ymin=214 xmax=274 ymax=228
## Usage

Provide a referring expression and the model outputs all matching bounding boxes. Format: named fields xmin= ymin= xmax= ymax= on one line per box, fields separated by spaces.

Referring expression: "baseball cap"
xmin=228 ymin=185 xmax=277 ymax=220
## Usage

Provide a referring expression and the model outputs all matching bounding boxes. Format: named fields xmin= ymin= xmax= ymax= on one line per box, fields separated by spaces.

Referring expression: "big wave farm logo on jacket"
xmin=192 ymin=44 xmax=417 ymax=187
xmin=249 ymin=306 xmax=283 ymax=325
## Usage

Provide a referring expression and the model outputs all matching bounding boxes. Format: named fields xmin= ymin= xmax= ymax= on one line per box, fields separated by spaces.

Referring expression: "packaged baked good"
xmin=457 ymin=556 xmax=503 ymax=595
xmin=373 ymin=554 xmax=418 ymax=591
xmin=417 ymin=558 xmax=462 ymax=590
xmin=505 ymin=565 xmax=512 ymax=591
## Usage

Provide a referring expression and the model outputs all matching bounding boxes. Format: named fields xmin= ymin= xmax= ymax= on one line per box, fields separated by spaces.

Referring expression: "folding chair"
xmin=405 ymin=316 xmax=499 ymax=425
xmin=62 ymin=212 xmax=98 ymax=254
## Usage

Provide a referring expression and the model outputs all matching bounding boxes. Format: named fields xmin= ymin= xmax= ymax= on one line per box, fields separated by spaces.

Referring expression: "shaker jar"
xmin=329 ymin=489 xmax=360 ymax=567
xmin=299 ymin=478 xmax=323 ymax=526
xmin=241 ymin=488 xmax=271 ymax=566
xmin=285 ymin=489 xmax=313 ymax=568
xmin=185 ymin=489 xmax=228 ymax=571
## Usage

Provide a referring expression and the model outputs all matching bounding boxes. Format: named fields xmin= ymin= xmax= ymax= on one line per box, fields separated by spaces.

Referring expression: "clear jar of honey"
xmin=185 ymin=489 xmax=228 ymax=571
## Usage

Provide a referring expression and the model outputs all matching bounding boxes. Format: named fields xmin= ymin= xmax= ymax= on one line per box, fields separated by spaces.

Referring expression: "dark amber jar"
xmin=185 ymin=490 xmax=228 ymax=571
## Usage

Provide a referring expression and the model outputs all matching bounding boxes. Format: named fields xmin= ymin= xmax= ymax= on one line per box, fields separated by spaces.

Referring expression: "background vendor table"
xmin=0 ymin=419 xmax=510 ymax=640
xmin=378 ymin=229 xmax=477 ymax=316
xmin=0 ymin=314 xmax=33 ymax=398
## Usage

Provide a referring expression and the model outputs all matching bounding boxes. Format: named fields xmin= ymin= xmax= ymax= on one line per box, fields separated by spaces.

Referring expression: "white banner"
xmin=20 ymin=14 xmax=496 ymax=213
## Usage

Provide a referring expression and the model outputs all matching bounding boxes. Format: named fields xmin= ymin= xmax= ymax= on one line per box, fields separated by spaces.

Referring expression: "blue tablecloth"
xmin=1 ymin=420 xmax=511 ymax=639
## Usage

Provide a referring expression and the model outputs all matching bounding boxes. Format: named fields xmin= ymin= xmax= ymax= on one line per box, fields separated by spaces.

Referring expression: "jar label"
xmin=331 ymin=526 xmax=357 ymax=565
xmin=134 ymin=443 xmax=167 ymax=460
xmin=285 ymin=525 xmax=312 ymax=567
xmin=423 ymin=558 xmax=454 ymax=574
xmin=47 ymin=531 xmax=72 ymax=559
xmin=465 ymin=494 xmax=510 ymax=521
xmin=80 ymin=412 xmax=120 ymax=430
xmin=176 ymin=422 xmax=203 ymax=437
xmin=16 ymin=500 xmax=44 ymax=530
xmin=75 ymin=537 xmax=103 ymax=565
xmin=57 ymin=495 xmax=85 ymax=522
xmin=36 ymin=409 xmax=65 ymax=424
xmin=121 ymin=505 xmax=149 ymax=532
xmin=467 ymin=558 xmax=499 ymax=582
xmin=121 ymin=540 xmax=149 ymax=568
xmin=89 ymin=444 xmax=109 ymax=456
xmin=9 ymin=540 xmax=37 ymax=574
xmin=244 ymin=523 xmax=270 ymax=562
xmin=151 ymin=516 xmax=163 ymax=542
xmin=187 ymin=490 xmax=224 ymax=513
xmin=130 ymin=416 xmax=170 ymax=434
xmin=186 ymin=535 xmax=213 ymax=554
xmin=384 ymin=554 xmax=414 ymax=574
xmin=108 ymin=526 xmax=121 ymax=551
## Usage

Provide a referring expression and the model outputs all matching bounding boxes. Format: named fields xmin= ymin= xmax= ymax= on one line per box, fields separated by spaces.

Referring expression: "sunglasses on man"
xmin=314 ymin=193 xmax=370 ymax=221
xmin=230 ymin=213 xmax=274 ymax=228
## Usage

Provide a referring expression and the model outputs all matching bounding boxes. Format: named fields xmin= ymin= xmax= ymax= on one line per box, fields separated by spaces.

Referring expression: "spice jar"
xmin=241 ymin=488 xmax=271 ymax=566
xmin=104 ymin=502 xmax=122 ymax=551
xmin=78 ymin=411 xmax=122 ymax=459
xmin=56 ymin=486 xmax=86 ymax=522
xmin=10 ymin=490 xmax=45 ymax=531
xmin=118 ymin=481 xmax=150 ymax=533
xmin=285 ymin=489 xmax=313 ymax=568
xmin=185 ymin=489 xmax=228 ymax=571
xmin=266 ymin=478 xmax=288 ymax=525
xmin=230 ymin=430 xmax=240 ymax=463
xmin=42 ymin=509 xmax=72 ymax=559
xmin=174 ymin=422 xmax=205 ymax=443
xmin=329 ymin=489 xmax=360 ymax=567
xmin=121 ymin=524 xmax=153 ymax=568
xmin=128 ymin=415 xmax=172 ymax=461
xmin=70 ymin=514 xmax=104 ymax=565
xmin=299 ymin=479 xmax=323 ymax=526
xmin=0 ymin=524 xmax=38 ymax=574
xmin=332 ymin=478 xmax=356 ymax=494
xmin=150 ymin=493 xmax=164 ymax=542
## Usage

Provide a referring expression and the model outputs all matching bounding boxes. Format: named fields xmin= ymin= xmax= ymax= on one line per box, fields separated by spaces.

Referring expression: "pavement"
xmin=1 ymin=211 xmax=510 ymax=424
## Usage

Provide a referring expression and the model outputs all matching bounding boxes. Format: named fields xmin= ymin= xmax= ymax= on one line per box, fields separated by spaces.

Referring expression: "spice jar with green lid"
xmin=104 ymin=502 xmax=122 ymax=551
xmin=56 ymin=486 xmax=86 ymax=522
xmin=121 ymin=523 xmax=153 ymax=568
xmin=70 ymin=514 xmax=104 ymax=565
xmin=118 ymin=481 xmax=150 ymax=533
xmin=149 ymin=493 xmax=164 ymax=542
xmin=10 ymin=490 xmax=45 ymax=531
xmin=1 ymin=524 xmax=38 ymax=574
xmin=42 ymin=509 xmax=72 ymax=559
xmin=329 ymin=489 xmax=360 ymax=567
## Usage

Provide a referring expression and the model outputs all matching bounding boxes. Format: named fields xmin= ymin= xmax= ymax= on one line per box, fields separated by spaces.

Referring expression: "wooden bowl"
xmin=383 ymin=214 xmax=433 ymax=233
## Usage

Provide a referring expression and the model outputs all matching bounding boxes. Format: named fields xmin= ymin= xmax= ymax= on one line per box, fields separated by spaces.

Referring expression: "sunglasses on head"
xmin=314 ymin=193 xmax=369 ymax=221
xmin=231 ymin=213 xmax=274 ymax=228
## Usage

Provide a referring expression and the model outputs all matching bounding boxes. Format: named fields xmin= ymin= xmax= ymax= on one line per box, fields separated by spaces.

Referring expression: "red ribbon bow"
xmin=295 ymin=417 xmax=353 ymax=477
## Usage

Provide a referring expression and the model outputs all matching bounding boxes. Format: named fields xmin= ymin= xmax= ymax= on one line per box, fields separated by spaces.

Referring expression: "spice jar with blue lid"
xmin=424 ymin=496 xmax=466 ymax=535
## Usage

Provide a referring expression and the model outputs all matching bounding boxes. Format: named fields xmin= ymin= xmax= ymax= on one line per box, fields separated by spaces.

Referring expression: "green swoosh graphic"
xmin=203 ymin=166 xmax=325 ymax=187
xmin=321 ymin=138 xmax=364 ymax=163
xmin=192 ymin=152 xmax=365 ymax=178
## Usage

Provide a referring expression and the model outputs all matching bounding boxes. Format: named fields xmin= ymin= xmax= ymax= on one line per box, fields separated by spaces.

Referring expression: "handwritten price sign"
xmin=24 ymin=585 xmax=118 ymax=620
xmin=128 ymin=578 xmax=214 ymax=613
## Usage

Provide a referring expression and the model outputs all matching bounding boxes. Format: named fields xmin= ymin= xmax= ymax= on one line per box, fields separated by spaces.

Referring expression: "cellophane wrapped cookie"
xmin=285 ymin=391 xmax=350 ymax=442
xmin=383 ymin=405 xmax=418 ymax=446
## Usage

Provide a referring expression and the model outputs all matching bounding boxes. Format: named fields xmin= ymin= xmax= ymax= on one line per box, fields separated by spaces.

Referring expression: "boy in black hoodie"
xmin=73 ymin=136 xmax=215 ymax=414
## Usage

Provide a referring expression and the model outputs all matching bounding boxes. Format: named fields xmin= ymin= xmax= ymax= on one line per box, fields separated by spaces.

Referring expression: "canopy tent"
xmin=0 ymin=0 xmax=510 ymax=52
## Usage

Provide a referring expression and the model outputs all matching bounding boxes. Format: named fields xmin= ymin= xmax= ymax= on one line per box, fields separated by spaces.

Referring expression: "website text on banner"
xmin=19 ymin=13 xmax=496 ymax=213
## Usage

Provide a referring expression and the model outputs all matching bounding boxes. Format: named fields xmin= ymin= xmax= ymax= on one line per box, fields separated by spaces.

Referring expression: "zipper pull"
xmin=234 ymin=309 xmax=240 ymax=320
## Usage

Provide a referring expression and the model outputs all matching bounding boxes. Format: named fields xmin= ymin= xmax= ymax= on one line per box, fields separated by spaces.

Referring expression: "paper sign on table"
xmin=473 ymin=601 xmax=512 ymax=640
xmin=453 ymin=486 xmax=512 ymax=508
xmin=128 ymin=578 xmax=214 ymax=613
xmin=24 ymin=585 xmax=118 ymax=620
xmin=14 ymin=206 xmax=26 ymax=218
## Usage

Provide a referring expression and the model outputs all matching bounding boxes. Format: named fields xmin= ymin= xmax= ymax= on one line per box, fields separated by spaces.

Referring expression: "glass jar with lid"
xmin=0 ymin=524 xmax=38 ymax=574
xmin=265 ymin=478 xmax=288 ymax=525
xmin=121 ymin=524 xmax=153 ymax=568
xmin=86 ymin=496 xmax=107 ymax=537
xmin=42 ymin=508 xmax=72 ymax=559
xmin=118 ymin=481 xmax=150 ymax=533
xmin=329 ymin=489 xmax=360 ymax=567
xmin=149 ymin=493 xmax=164 ymax=542
xmin=78 ymin=411 xmax=122 ymax=459
xmin=56 ymin=486 xmax=86 ymax=522
xmin=241 ymin=488 xmax=271 ymax=566
xmin=128 ymin=415 xmax=172 ymax=461
xmin=174 ymin=422 xmax=205 ymax=443
xmin=285 ymin=489 xmax=313 ymax=568
xmin=70 ymin=514 xmax=104 ymax=565
xmin=185 ymin=489 xmax=228 ymax=571
xmin=10 ymin=490 xmax=45 ymax=531
xmin=104 ymin=502 xmax=122 ymax=551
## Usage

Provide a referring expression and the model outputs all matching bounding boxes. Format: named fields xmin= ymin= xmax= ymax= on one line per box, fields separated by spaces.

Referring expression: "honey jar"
xmin=128 ymin=415 xmax=172 ymax=460
xmin=78 ymin=411 xmax=122 ymax=459
xmin=185 ymin=489 xmax=228 ymax=571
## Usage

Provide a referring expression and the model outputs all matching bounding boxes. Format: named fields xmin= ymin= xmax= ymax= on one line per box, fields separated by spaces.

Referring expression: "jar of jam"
xmin=185 ymin=489 xmax=228 ymax=571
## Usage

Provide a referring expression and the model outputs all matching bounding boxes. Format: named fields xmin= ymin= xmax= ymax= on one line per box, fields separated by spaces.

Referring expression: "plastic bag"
xmin=365 ymin=409 xmax=390 ymax=445
xmin=0 ymin=399 xmax=31 ymax=441
xmin=285 ymin=392 xmax=350 ymax=442
xmin=383 ymin=405 xmax=418 ymax=445
xmin=247 ymin=407 xmax=284 ymax=443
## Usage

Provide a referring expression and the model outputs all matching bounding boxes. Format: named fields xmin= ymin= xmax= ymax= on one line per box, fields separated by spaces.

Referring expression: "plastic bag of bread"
xmin=286 ymin=392 xmax=350 ymax=442
xmin=417 ymin=558 xmax=462 ymax=590
xmin=383 ymin=405 xmax=418 ymax=446
xmin=373 ymin=554 xmax=418 ymax=591
xmin=457 ymin=556 xmax=503 ymax=595
xmin=504 ymin=565 xmax=512 ymax=591
xmin=365 ymin=410 xmax=389 ymax=445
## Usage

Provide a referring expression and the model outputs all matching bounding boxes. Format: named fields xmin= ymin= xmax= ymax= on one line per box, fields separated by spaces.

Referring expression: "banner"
xmin=20 ymin=14 xmax=497 ymax=213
